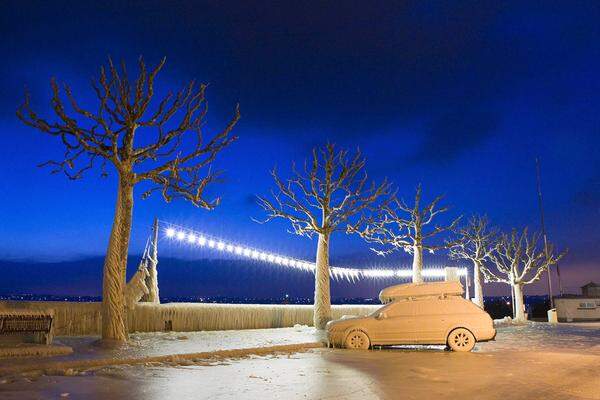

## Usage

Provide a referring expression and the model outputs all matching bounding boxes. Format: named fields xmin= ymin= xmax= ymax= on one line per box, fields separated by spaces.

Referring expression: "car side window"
xmin=416 ymin=299 xmax=446 ymax=316
xmin=385 ymin=301 xmax=415 ymax=317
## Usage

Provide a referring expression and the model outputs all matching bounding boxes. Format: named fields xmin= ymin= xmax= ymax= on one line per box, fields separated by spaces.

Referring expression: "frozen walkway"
xmin=1 ymin=323 xmax=599 ymax=400
xmin=0 ymin=326 xmax=323 ymax=376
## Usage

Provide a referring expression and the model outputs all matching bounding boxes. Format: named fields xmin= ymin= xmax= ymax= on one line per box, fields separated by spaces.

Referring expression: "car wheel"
xmin=344 ymin=330 xmax=370 ymax=350
xmin=447 ymin=328 xmax=476 ymax=352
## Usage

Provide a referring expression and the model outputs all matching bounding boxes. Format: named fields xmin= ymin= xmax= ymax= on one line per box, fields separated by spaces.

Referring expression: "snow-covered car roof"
xmin=379 ymin=281 xmax=464 ymax=303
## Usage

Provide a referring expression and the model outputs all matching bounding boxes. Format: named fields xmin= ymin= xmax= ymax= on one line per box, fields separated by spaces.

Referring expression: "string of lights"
xmin=160 ymin=221 xmax=467 ymax=282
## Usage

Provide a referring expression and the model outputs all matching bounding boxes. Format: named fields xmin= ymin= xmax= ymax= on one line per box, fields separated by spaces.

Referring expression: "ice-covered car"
xmin=326 ymin=281 xmax=495 ymax=352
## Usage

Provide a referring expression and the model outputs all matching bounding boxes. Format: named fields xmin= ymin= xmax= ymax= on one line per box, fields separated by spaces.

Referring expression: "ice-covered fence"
xmin=0 ymin=301 xmax=379 ymax=335
xmin=130 ymin=303 xmax=379 ymax=332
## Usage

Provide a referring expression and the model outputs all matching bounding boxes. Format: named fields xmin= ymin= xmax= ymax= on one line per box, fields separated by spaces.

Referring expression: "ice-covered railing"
xmin=160 ymin=221 xmax=467 ymax=282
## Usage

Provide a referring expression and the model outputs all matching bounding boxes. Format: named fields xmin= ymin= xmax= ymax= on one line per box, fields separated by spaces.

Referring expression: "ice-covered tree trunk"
xmin=412 ymin=243 xmax=423 ymax=283
xmin=18 ymin=58 xmax=239 ymax=345
xmin=313 ymin=233 xmax=332 ymax=329
xmin=101 ymin=177 xmax=134 ymax=343
xmin=473 ymin=260 xmax=484 ymax=308
xmin=513 ymin=283 xmax=525 ymax=322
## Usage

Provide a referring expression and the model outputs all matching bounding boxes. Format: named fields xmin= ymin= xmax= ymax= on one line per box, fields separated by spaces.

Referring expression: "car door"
xmin=414 ymin=299 xmax=449 ymax=344
xmin=372 ymin=301 xmax=417 ymax=345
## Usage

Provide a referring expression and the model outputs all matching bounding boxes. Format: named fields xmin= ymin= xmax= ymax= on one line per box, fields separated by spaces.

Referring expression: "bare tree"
xmin=350 ymin=184 xmax=460 ymax=283
xmin=257 ymin=144 xmax=390 ymax=329
xmin=448 ymin=215 xmax=496 ymax=308
xmin=18 ymin=57 xmax=240 ymax=344
xmin=482 ymin=228 xmax=565 ymax=322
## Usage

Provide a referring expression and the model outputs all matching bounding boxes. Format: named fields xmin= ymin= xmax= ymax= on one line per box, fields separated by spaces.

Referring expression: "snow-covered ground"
xmin=0 ymin=325 xmax=321 ymax=373
xmin=1 ymin=322 xmax=599 ymax=399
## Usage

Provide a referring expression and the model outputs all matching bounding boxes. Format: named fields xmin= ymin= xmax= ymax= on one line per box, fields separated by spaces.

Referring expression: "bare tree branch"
xmin=484 ymin=227 xmax=567 ymax=286
xmin=349 ymin=183 xmax=461 ymax=255
xmin=257 ymin=143 xmax=391 ymax=237
xmin=448 ymin=215 xmax=497 ymax=264
xmin=17 ymin=56 xmax=240 ymax=209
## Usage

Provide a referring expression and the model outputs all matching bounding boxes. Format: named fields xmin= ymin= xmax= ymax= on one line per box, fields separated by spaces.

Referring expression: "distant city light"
xmin=161 ymin=222 xmax=468 ymax=282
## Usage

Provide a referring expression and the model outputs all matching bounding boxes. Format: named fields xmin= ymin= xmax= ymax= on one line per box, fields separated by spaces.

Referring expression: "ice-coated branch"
xmin=350 ymin=184 xmax=461 ymax=255
xmin=257 ymin=143 xmax=391 ymax=236
xmin=485 ymin=228 xmax=566 ymax=285
xmin=448 ymin=215 xmax=498 ymax=305
xmin=448 ymin=215 xmax=496 ymax=264
xmin=18 ymin=56 xmax=240 ymax=209
xmin=484 ymin=227 xmax=566 ymax=322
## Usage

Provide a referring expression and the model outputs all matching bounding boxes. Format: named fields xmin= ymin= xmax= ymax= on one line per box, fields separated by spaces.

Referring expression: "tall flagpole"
xmin=535 ymin=158 xmax=560 ymax=308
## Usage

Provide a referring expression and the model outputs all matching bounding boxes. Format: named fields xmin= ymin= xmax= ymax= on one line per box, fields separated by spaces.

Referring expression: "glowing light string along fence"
xmin=159 ymin=221 xmax=467 ymax=282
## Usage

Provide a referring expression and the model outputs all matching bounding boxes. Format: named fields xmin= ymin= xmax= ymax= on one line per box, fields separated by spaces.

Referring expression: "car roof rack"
xmin=379 ymin=281 xmax=464 ymax=304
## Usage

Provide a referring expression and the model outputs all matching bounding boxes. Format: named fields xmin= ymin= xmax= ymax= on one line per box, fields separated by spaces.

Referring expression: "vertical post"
xmin=535 ymin=158 xmax=557 ymax=308
xmin=511 ymin=283 xmax=516 ymax=318
xmin=144 ymin=218 xmax=160 ymax=303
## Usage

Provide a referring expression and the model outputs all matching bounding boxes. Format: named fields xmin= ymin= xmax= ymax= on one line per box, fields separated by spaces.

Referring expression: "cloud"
xmin=411 ymin=108 xmax=500 ymax=165
xmin=573 ymin=174 xmax=600 ymax=211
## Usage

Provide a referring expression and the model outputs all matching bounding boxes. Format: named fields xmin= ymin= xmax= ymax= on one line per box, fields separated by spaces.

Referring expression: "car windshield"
xmin=368 ymin=303 xmax=390 ymax=317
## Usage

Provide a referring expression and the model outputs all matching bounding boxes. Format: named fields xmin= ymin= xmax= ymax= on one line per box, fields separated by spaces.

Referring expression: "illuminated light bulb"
xmin=159 ymin=221 xmax=471 ymax=282
xmin=395 ymin=269 xmax=411 ymax=278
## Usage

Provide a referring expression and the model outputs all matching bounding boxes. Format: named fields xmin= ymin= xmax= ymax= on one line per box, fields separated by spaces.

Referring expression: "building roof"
xmin=581 ymin=281 xmax=599 ymax=289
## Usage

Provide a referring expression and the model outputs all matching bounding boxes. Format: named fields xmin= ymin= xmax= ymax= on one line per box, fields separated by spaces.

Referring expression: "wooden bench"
xmin=0 ymin=310 xmax=54 ymax=345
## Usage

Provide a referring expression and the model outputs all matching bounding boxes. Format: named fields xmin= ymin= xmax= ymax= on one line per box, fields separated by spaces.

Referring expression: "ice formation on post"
xmin=257 ymin=144 xmax=391 ymax=329
xmin=141 ymin=218 xmax=160 ymax=304
xmin=124 ymin=260 xmax=150 ymax=308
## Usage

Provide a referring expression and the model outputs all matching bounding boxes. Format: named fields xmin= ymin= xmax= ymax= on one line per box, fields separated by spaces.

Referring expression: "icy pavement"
xmin=0 ymin=325 xmax=323 ymax=374
xmin=61 ymin=324 xmax=322 ymax=360
xmin=478 ymin=321 xmax=600 ymax=353
xmin=0 ymin=322 xmax=598 ymax=400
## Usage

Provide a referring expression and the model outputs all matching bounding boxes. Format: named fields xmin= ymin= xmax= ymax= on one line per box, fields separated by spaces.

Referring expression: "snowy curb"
xmin=0 ymin=342 xmax=323 ymax=377
xmin=0 ymin=344 xmax=73 ymax=359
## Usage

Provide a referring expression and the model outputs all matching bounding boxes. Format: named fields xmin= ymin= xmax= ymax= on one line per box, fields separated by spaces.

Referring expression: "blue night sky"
xmin=0 ymin=1 xmax=598 ymax=296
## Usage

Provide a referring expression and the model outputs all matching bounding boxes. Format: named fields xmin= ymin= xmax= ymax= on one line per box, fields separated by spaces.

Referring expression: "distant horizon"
xmin=0 ymin=256 xmax=594 ymax=299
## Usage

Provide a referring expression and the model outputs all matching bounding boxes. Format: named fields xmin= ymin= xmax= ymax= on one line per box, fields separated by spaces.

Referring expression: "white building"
xmin=555 ymin=282 xmax=600 ymax=322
